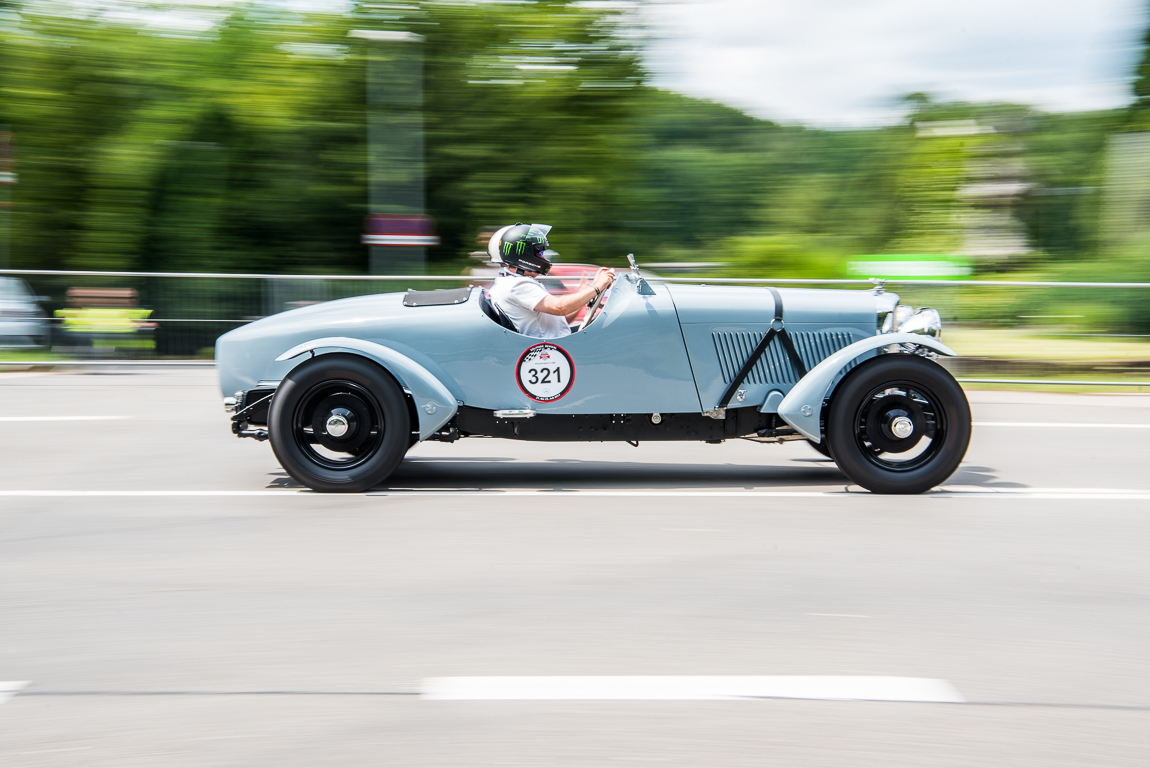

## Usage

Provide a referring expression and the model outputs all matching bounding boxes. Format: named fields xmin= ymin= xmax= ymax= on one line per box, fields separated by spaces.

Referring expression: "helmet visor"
xmin=526 ymin=224 xmax=552 ymax=243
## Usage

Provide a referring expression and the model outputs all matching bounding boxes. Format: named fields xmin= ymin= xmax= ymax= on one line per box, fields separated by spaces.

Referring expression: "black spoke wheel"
xmin=269 ymin=354 xmax=411 ymax=492
xmin=825 ymin=355 xmax=970 ymax=494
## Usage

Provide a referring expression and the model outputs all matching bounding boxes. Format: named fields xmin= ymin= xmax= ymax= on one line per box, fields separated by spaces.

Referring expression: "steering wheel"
xmin=578 ymin=283 xmax=608 ymax=332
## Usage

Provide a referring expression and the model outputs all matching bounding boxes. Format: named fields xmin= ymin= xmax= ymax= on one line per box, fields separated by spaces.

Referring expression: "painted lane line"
xmin=0 ymin=490 xmax=307 ymax=497
xmin=9 ymin=417 xmax=1126 ymax=426
xmin=1 ymin=682 xmax=28 ymax=705
xmin=0 ymin=490 xmax=842 ymax=498
xmin=369 ymin=489 xmax=1150 ymax=500
xmin=941 ymin=486 xmax=1148 ymax=494
xmin=421 ymin=676 xmax=965 ymax=703
xmin=943 ymin=493 xmax=1150 ymax=500
xmin=937 ymin=487 xmax=1150 ymax=499
xmin=372 ymin=491 xmax=842 ymax=498
xmin=21 ymin=748 xmax=92 ymax=755
xmin=3 ymin=488 xmax=1150 ymax=500
xmin=974 ymin=421 xmax=1150 ymax=429
xmin=0 ymin=416 xmax=122 ymax=422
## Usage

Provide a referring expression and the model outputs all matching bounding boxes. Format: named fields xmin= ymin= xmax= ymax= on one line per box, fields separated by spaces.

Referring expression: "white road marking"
xmin=2 ymin=487 xmax=1150 ymax=500
xmin=21 ymin=747 xmax=92 ymax=755
xmin=0 ymin=416 xmax=122 ymax=422
xmin=421 ymin=676 xmax=965 ymax=703
xmin=0 ymin=490 xmax=307 ymax=497
xmin=807 ymin=613 xmax=873 ymax=618
xmin=375 ymin=491 xmax=843 ymax=498
xmin=938 ymin=487 xmax=1150 ymax=500
xmin=974 ymin=421 xmax=1150 ymax=429
xmin=1 ymin=681 xmax=28 ymax=704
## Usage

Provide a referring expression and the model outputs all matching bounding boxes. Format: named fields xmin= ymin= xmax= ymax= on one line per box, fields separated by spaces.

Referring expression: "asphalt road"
xmin=1 ymin=369 xmax=1149 ymax=767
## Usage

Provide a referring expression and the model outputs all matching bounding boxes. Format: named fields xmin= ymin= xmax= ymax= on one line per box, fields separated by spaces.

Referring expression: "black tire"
xmin=825 ymin=355 xmax=970 ymax=494
xmin=268 ymin=354 xmax=411 ymax=493
xmin=806 ymin=439 xmax=833 ymax=458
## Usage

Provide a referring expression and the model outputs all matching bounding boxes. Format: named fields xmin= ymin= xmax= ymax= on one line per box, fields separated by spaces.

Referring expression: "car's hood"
xmin=665 ymin=283 xmax=881 ymax=327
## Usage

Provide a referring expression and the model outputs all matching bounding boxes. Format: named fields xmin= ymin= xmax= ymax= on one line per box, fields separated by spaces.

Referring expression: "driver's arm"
xmin=534 ymin=269 xmax=615 ymax=317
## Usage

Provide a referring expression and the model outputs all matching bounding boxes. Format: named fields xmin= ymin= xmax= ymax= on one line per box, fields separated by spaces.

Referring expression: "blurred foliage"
xmin=1136 ymin=8 xmax=1150 ymax=112
xmin=1 ymin=0 xmax=1150 ymax=333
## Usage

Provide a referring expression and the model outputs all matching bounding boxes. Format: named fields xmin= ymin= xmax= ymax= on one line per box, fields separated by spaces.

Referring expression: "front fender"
xmin=777 ymin=333 xmax=957 ymax=443
xmin=276 ymin=337 xmax=457 ymax=440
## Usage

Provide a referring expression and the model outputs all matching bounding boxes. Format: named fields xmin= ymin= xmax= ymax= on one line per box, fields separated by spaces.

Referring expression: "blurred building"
xmin=915 ymin=119 xmax=1033 ymax=264
xmin=1102 ymin=131 xmax=1150 ymax=249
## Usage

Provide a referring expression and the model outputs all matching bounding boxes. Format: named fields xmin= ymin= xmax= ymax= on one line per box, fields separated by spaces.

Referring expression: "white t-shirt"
xmin=490 ymin=273 xmax=571 ymax=339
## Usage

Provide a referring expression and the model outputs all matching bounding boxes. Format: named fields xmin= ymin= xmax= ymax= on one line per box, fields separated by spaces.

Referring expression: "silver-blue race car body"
xmin=217 ymin=268 xmax=969 ymax=494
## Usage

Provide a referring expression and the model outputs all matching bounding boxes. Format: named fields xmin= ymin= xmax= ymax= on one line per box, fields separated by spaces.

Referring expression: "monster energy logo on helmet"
xmin=492 ymin=222 xmax=554 ymax=275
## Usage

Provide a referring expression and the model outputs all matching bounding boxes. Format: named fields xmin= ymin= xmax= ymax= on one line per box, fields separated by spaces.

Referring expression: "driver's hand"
xmin=593 ymin=268 xmax=615 ymax=292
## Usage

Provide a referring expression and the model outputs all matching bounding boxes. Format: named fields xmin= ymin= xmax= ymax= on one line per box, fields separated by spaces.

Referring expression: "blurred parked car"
xmin=0 ymin=276 xmax=50 ymax=348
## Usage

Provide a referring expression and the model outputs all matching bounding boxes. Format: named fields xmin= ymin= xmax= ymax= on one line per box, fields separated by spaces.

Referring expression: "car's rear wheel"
xmin=825 ymin=355 xmax=970 ymax=494
xmin=269 ymin=354 xmax=410 ymax=493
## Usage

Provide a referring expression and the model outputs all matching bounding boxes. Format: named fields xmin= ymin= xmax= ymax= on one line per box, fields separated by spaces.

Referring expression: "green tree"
xmin=1135 ymin=4 xmax=1150 ymax=110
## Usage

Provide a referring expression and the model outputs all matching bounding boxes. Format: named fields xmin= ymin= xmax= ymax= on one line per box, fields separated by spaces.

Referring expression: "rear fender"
xmin=777 ymin=333 xmax=957 ymax=443
xmin=276 ymin=337 xmax=457 ymax=440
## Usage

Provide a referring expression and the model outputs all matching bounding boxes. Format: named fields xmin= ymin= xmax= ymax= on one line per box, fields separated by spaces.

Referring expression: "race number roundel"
xmin=516 ymin=342 xmax=574 ymax=402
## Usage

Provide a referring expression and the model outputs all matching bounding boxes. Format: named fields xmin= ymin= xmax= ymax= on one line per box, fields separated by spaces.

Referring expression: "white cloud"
xmin=640 ymin=0 xmax=1148 ymax=126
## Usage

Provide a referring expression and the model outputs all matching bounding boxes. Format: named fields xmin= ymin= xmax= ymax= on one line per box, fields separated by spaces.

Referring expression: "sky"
xmin=638 ymin=0 xmax=1150 ymax=126
xmin=31 ymin=0 xmax=1150 ymax=127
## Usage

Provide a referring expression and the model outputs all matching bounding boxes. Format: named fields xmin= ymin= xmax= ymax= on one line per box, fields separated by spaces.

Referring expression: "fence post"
xmin=0 ymin=126 xmax=13 ymax=270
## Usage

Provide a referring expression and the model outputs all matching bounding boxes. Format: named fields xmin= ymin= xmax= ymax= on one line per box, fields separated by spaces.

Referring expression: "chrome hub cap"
xmin=326 ymin=413 xmax=350 ymax=438
xmin=890 ymin=415 xmax=914 ymax=439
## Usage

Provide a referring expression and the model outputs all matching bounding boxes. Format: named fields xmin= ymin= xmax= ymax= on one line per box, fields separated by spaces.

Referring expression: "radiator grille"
xmin=712 ymin=330 xmax=855 ymax=385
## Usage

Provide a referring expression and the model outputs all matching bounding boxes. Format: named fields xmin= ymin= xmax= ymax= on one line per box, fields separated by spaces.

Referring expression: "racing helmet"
xmin=488 ymin=223 xmax=554 ymax=275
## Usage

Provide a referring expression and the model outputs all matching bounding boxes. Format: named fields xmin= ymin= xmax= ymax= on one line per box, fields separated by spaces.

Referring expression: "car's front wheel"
xmin=268 ymin=354 xmax=411 ymax=492
xmin=825 ymin=355 xmax=970 ymax=494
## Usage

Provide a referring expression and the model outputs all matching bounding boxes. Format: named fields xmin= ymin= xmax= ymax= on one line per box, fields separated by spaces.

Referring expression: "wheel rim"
xmin=291 ymin=379 xmax=385 ymax=471
xmin=852 ymin=379 xmax=946 ymax=472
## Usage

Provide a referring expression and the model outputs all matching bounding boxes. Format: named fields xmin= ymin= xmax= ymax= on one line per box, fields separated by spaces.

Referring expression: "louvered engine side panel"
xmin=712 ymin=330 xmax=856 ymax=386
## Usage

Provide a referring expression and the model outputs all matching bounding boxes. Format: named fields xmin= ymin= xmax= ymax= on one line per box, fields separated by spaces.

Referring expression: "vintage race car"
xmin=216 ymin=258 xmax=971 ymax=494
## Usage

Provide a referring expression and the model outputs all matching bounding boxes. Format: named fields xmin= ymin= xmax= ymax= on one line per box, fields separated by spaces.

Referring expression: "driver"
xmin=489 ymin=223 xmax=615 ymax=338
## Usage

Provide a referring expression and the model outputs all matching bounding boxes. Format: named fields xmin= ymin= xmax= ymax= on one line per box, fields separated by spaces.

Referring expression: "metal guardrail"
xmin=4 ymin=267 xmax=1150 ymax=289
xmin=0 ymin=360 xmax=215 ymax=366
xmin=0 ymin=268 xmax=468 ymax=281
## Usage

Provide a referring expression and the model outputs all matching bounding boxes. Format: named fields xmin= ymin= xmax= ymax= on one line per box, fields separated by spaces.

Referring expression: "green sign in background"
xmin=846 ymin=255 xmax=973 ymax=280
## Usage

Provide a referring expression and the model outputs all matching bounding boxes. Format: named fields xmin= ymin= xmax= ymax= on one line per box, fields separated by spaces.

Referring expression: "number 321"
xmin=527 ymin=367 xmax=561 ymax=385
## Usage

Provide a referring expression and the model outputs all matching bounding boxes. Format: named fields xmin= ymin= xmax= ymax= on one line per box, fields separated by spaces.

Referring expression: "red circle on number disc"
xmin=516 ymin=342 xmax=575 ymax=402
